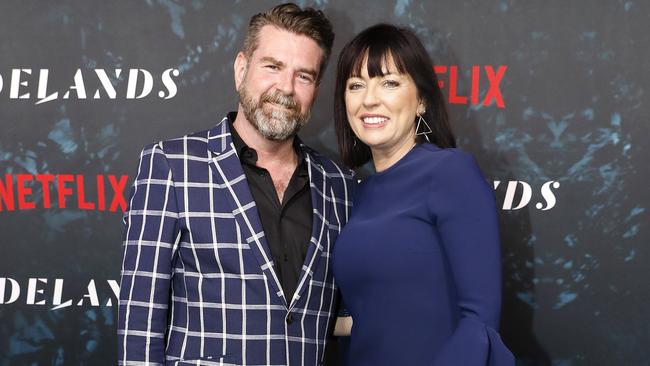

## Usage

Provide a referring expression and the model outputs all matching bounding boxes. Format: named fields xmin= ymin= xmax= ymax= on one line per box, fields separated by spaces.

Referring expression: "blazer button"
xmin=286 ymin=313 xmax=294 ymax=324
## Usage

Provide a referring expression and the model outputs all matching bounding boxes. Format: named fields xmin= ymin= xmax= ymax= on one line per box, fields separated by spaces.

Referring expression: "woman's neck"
xmin=371 ymin=138 xmax=417 ymax=173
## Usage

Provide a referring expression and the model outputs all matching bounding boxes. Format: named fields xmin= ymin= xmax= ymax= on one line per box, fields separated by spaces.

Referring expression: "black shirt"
xmin=228 ymin=113 xmax=313 ymax=301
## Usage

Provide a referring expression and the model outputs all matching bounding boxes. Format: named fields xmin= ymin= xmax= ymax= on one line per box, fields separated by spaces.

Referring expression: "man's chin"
xmin=260 ymin=110 xmax=296 ymax=127
xmin=251 ymin=119 xmax=294 ymax=141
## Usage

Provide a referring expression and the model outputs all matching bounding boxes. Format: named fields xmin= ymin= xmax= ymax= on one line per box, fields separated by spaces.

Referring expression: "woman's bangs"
xmin=348 ymin=41 xmax=408 ymax=79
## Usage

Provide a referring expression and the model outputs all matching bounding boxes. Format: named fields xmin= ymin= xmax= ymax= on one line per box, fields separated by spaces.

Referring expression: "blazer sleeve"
xmin=335 ymin=169 xmax=358 ymax=318
xmin=118 ymin=143 xmax=180 ymax=365
xmin=428 ymin=150 xmax=514 ymax=366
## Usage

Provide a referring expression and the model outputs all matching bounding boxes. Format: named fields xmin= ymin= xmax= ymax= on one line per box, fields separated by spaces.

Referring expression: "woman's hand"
xmin=333 ymin=316 xmax=353 ymax=336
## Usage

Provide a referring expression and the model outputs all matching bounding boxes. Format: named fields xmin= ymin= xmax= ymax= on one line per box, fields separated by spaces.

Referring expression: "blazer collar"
xmin=207 ymin=115 xmax=233 ymax=156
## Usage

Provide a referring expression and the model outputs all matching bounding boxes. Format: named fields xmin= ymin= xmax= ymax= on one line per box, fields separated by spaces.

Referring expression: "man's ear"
xmin=234 ymin=52 xmax=248 ymax=91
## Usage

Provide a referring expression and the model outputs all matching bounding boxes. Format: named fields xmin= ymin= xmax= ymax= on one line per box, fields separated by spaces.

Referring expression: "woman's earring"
xmin=415 ymin=114 xmax=432 ymax=142
xmin=353 ymin=137 xmax=357 ymax=147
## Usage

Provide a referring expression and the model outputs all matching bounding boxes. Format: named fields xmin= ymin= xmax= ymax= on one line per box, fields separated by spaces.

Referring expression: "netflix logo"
xmin=0 ymin=174 xmax=129 ymax=212
xmin=434 ymin=65 xmax=507 ymax=109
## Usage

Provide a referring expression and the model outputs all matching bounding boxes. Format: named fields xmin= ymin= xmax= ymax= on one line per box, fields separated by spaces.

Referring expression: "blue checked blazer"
xmin=118 ymin=116 xmax=355 ymax=366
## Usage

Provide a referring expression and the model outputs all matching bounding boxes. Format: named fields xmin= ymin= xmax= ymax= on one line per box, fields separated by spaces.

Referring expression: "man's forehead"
xmin=251 ymin=25 xmax=323 ymax=61
xmin=256 ymin=25 xmax=297 ymax=45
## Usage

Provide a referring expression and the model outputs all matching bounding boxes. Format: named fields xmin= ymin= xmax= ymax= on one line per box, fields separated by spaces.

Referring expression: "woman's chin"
xmin=356 ymin=132 xmax=390 ymax=149
xmin=358 ymin=138 xmax=383 ymax=150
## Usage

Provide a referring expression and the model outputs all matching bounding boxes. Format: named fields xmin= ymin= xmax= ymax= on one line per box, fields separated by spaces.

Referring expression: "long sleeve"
xmin=118 ymin=143 xmax=180 ymax=365
xmin=428 ymin=150 xmax=514 ymax=366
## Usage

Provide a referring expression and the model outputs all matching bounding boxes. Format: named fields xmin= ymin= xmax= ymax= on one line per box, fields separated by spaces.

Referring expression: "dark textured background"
xmin=0 ymin=1 xmax=648 ymax=365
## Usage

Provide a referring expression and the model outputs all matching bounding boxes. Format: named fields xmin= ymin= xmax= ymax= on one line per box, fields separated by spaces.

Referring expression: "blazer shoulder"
xmin=145 ymin=129 xmax=211 ymax=157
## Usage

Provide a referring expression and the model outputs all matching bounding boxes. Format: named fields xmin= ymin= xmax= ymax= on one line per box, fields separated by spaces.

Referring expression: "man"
xmin=117 ymin=3 xmax=355 ymax=365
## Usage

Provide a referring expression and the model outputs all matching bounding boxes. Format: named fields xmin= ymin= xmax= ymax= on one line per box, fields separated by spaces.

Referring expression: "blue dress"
xmin=332 ymin=143 xmax=514 ymax=366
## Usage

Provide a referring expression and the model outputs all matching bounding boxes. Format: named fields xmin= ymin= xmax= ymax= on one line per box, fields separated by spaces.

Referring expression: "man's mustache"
xmin=260 ymin=90 xmax=299 ymax=112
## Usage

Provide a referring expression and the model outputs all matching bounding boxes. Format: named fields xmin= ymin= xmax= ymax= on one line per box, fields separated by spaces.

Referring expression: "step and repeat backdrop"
xmin=0 ymin=1 xmax=648 ymax=365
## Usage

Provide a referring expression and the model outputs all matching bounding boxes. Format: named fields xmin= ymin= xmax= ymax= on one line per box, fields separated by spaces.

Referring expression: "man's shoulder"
xmin=142 ymin=128 xmax=212 ymax=157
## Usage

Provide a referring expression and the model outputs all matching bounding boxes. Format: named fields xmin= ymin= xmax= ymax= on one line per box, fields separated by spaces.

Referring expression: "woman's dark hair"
xmin=334 ymin=23 xmax=456 ymax=169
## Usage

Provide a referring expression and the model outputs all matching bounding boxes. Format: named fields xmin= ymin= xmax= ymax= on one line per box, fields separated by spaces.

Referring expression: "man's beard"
xmin=238 ymin=79 xmax=310 ymax=141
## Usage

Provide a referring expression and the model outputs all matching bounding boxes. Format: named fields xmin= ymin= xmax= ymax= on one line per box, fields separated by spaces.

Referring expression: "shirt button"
xmin=286 ymin=313 xmax=294 ymax=324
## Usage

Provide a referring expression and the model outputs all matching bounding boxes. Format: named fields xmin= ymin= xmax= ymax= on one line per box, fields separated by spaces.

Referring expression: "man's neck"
xmin=232 ymin=108 xmax=297 ymax=168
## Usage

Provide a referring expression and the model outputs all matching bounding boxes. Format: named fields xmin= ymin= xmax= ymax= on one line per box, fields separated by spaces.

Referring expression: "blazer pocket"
xmin=174 ymin=355 xmax=241 ymax=366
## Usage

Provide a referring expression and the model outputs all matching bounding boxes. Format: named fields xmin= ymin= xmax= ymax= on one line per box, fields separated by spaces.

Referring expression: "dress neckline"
xmin=370 ymin=143 xmax=424 ymax=178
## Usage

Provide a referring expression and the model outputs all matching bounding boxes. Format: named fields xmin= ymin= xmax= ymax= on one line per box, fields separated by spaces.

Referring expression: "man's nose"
xmin=276 ymin=70 xmax=295 ymax=96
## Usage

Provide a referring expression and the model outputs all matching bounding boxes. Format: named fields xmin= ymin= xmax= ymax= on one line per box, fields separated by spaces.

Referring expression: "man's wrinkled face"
xmin=235 ymin=25 xmax=323 ymax=141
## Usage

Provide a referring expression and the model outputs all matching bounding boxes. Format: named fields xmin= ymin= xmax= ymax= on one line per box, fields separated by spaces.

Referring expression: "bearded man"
xmin=117 ymin=3 xmax=355 ymax=365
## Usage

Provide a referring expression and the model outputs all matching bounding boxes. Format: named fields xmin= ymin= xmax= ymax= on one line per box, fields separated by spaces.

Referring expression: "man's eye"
xmin=265 ymin=65 xmax=279 ymax=70
xmin=298 ymin=73 xmax=314 ymax=83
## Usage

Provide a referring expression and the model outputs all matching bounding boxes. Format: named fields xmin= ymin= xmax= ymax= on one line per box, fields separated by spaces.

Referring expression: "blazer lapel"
xmin=206 ymin=117 xmax=287 ymax=307
xmin=288 ymin=147 xmax=331 ymax=310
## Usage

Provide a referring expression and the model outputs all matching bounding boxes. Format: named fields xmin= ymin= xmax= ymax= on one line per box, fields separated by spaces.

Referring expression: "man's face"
xmin=235 ymin=25 xmax=323 ymax=141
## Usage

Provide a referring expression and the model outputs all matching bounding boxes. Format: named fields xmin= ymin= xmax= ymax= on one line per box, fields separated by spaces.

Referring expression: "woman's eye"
xmin=383 ymin=80 xmax=400 ymax=88
xmin=347 ymin=82 xmax=363 ymax=90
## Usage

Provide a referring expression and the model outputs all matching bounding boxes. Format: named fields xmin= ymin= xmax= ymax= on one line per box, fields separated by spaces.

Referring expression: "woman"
xmin=331 ymin=24 xmax=514 ymax=365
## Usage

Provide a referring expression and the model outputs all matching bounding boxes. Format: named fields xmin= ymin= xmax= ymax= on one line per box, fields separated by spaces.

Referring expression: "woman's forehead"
xmin=350 ymin=49 xmax=407 ymax=78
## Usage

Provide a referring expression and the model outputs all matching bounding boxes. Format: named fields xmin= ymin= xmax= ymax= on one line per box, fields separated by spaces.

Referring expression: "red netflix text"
xmin=434 ymin=65 xmax=507 ymax=109
xmin=0 ymin=174 xmax=128 ymax=212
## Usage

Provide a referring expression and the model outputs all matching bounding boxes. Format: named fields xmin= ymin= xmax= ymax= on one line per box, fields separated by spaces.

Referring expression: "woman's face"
xmin=344 ymin=55 xmax=422 ymax=155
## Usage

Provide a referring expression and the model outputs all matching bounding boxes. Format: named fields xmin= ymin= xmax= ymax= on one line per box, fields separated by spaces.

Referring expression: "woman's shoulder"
xmin=418 ymin=144 xmax=495 ymax=208
xmin=415 ymin=143 xmax=480 ymax=175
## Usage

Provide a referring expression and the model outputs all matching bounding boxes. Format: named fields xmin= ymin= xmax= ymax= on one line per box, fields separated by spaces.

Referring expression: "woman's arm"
xmin=428 ymin=150 xmax=514 ymax=366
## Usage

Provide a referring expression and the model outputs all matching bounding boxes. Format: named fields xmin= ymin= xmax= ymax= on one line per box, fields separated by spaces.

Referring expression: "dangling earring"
xmin=353 ymin=137 xmax=358 ymax=147
xmin=415 ymin=114 xmax=432 ymax=142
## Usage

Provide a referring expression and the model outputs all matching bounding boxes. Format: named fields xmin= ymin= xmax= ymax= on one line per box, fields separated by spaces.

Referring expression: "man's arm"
xmin=118 ymin=143 xmax=180 ymax=365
